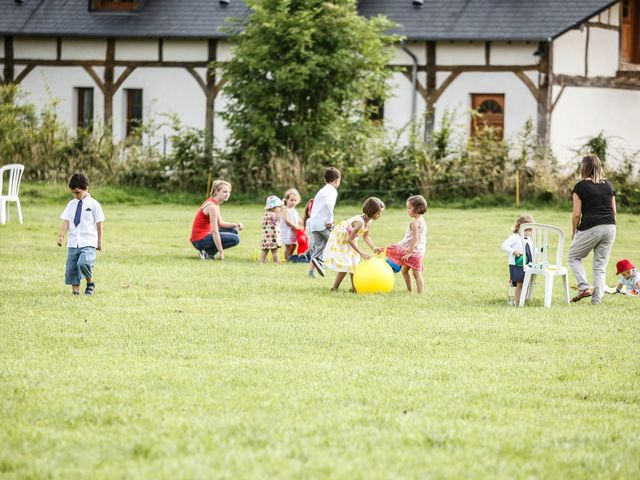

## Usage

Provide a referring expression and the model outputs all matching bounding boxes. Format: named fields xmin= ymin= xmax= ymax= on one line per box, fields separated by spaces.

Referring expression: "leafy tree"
xmin=220 ymin=0 xmax=398 ymax=189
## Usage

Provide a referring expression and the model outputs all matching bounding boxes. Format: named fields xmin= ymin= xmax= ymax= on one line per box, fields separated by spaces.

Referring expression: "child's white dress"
xmin=323 ymin=214 xmax=368 ymax=273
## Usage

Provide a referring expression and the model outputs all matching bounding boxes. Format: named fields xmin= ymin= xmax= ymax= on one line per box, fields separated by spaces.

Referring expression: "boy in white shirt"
xmin=57 ymin=173 xmax=105 ymax=296
xmin=308 ymin=167 xmax=341 ymax=277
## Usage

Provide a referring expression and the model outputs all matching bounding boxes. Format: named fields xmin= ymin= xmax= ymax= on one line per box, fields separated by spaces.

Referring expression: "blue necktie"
xmin=73 ymin=199 xmax=83 ymax=227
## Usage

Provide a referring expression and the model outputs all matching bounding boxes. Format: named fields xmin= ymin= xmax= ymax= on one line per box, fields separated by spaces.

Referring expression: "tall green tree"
xmin=220 ymin=0 xmax=398 ymax=189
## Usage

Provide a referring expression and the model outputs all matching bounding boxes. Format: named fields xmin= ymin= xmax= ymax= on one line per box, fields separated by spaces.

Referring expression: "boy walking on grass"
xmin=57 ymin=173 xmax=105 ymax=296
xmin=308 ymin=167 xmax=341 ymax=278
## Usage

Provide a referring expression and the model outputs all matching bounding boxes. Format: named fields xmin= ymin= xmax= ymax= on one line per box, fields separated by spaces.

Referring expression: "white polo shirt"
xmin=60 ymin=193 xmax=105 ymax=248
xmin=309 ymin=183 xmax=338 ymax=232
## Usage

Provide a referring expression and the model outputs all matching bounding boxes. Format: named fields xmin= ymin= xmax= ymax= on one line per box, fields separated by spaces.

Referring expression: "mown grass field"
xmin=1 ymin=198 xmax=639 ymax=478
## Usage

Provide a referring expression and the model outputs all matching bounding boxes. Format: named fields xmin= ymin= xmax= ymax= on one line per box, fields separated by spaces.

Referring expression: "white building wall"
xmin=61 ymin=38 xmax=107 ymax=60
xmin=14 ymin=38 xmax=57 ymax=60
xmin=17 ymin=66 xmax=105 ymax=132
xmin=436 ymin=41 xmax=485 ymax=65
xmin=112 ymin=67 xmax=207 ymax=144
xmin=551 ymin=86 xmax=640 ymax=167
xmin=434 ymin=71 xmax=538 ymax=141
xmin=491 ymin=42 xmax=537 ymax=65
xmin=163 ymin=40 xmax=208 ymax=62
xmin=115 ymin=40 xmax=158 ymax=61
xmin=553 ymin=29 xmax=587 ymax=76
xmin=587 ymin=28 xmax=619 ymax=77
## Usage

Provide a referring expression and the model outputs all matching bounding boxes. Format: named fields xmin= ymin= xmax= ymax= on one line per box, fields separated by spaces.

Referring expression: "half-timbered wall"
xmin=550 ymin=5 xmax=640 ymax=162
xmin=385 ymin=40 xmax=540 ymax=145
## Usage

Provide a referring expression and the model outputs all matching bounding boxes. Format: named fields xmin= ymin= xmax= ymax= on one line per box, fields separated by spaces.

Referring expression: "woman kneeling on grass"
xmin=190 ymin=180 xmax=244 ymax=260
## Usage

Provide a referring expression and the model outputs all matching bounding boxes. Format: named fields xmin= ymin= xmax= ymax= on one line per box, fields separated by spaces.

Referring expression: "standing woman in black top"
xmin=568 ymin=155 xmax=617 ymax=304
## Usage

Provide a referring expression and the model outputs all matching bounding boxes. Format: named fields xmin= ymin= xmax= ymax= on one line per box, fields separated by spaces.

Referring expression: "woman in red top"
xmin=190 ymin=180 xmax=243 ymax=260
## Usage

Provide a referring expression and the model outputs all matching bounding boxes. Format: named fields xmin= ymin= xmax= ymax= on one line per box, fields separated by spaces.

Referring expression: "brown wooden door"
xmin=621 ymin=0 xmax=640 ymax=63
xmin=471 ymin=94 xmax=505 ymax=139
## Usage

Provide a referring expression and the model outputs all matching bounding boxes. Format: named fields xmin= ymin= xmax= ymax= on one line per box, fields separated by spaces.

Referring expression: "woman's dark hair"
xmin=362 ymin=197 xmax=385 ymax=218
xmin=69 ymin=173 xmax=89 ymax=190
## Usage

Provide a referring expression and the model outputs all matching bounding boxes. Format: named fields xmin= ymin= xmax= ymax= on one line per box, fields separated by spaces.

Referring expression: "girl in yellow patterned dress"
xmin=323 ymin=197 xmax=385 ymax=291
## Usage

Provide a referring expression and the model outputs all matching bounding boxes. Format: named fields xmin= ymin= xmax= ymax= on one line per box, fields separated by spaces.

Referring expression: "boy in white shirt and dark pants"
xmin=57 ymin=173 xmax=105 ymax=296
xmin=308 ymin=167 xmax=341 ymax=278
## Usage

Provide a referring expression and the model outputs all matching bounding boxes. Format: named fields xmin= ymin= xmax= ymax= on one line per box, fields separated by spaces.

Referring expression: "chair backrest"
xmin=519 ymin=223 xmax=566 ymax=271
xmin=0 ymin=164 xmax=24 ymax=198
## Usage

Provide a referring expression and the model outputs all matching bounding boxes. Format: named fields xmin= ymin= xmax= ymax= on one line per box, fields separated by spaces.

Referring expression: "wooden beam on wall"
xmin=425 ymin=41 xmax=437 ymax=139
xmin=584 ymin=24 xmax=590 ymax=78
xmin=205 ymin=39 xmax=218 ymax=153
xmin=3 ymin=36 xmax=14 ymax=84
xmin=14 ymin=65 xmax=35 ymax=84
xmin=104 ymin=38 xmax=115 ymax=139
xmin=13 ymin=59 xmax=209 ymax=68
xmin=536 ymin=42 xmax=553 ymax=146
xmin=514 ymin=71 xmax=538 ymax=100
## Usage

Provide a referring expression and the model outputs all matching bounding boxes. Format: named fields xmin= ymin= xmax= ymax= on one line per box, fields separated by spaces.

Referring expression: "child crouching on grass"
xmin=614 ymin=259 xmax=640 ymax=295
xmin=385 ymin=195 xmax=428 ymax=294
xmin=323 ymin=197 xmax=385 ymax=291
xmin=500 ymin=214 xmax=534 ymax=305
xmin=57 ymin=173 xmax=105 ymax=296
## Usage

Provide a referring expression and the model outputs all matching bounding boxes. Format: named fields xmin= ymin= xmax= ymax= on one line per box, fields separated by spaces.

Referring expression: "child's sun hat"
xmin=616 ymin=259 xmax=635 ymax=275
xmin=265 ymin=195 xmax=284 ymax=210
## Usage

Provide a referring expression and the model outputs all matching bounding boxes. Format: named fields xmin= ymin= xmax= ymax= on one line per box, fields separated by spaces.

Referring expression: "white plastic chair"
xmin=518 ymin=223 xmax=570 ymax=308
xmin=0 ymin=164 xmax=24 ymax=225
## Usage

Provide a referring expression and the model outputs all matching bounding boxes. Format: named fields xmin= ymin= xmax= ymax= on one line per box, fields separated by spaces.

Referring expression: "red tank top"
xmin=190 ymin=197 xmax=218 ymax=242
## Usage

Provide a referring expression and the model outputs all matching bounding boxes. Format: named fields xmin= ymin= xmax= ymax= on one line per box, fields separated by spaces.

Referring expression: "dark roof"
xmin=358 ymin=0 xmax=619 ymax=42
xmin=0 ymin=0 xmax=618 ymax=41
xmin=0 ymin=0 xmax=251 ymax=39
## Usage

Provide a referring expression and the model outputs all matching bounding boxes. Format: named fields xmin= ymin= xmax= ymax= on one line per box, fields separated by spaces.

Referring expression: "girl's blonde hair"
xmin=210 ymin=179 xmax=231 ymax=196
xmin=284 ymin=188 xmax=300 ymax=203
xmin=580 ymin=155 xmax=605 ymax=183
xmin=513 ymin=214 xmax=534 ymax=233
xmin=362 ymin=197 xmax=385 ymax=218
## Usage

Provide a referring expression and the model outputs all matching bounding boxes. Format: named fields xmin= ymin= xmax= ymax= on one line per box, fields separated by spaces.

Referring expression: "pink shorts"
xmin=386 ymin=245 xmax=424 ymax=271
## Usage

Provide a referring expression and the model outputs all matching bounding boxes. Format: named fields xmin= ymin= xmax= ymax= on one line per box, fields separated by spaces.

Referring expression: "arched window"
xmin=471 ymin=94 xmax=505 ymax=139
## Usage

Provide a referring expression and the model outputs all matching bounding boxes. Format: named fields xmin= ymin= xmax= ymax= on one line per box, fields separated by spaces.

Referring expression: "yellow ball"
xmin=353 ymin=257 xmax=394 ymax=294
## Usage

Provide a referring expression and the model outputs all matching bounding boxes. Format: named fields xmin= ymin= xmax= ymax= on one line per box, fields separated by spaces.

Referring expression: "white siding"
xmin=0 ymin=37 xmax=3 ymax=59
xmin=17 ymin=66 xmax=105 ymax=133
xmin=551 ymin=86 xmax=640 ymax=166
xmin=115 ymin=40 xmax=158 ymax=61
xmin=163 ymin=40 xmax=208 ymax=62
xmin=553 ymin=29 xmax=587 ymax=76
xmin=216 ymin=41 xmax=234 ymax=62
xmin=113 ymin=67 xmax=207 ymax=144
xmin=490 ymin=42 xmax=537 ymax=66
xmin=14 ymin=38 xmax=57 ymax=60
xmin=383 ymin=71 xmax=426 ymax=143
xmin=61 ymin=38 xmax=107 ymax=61
xmin=436 ymin=42 xmax=485 ymax=65
xmin=587 ymin=28 xmax=619 ymax=77
xmin=389 ymin=42 xmax=425 ymax=66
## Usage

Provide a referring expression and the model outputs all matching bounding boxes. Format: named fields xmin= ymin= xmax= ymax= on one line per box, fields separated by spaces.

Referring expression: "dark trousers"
xmin=192 ymin=228 xmax=240 ymax=257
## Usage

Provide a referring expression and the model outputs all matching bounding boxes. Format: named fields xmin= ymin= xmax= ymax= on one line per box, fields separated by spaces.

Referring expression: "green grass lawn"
xmin=1 ymin=201 xmax=639 ymax=478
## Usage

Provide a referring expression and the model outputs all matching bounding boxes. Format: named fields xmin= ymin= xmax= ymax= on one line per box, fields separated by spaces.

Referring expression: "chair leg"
xmin=563 ymin=274 xmax=570 ymax=304
xmin=527 ymin=276 xmax=536 ymax=301
xmin=519 ymin=272 xmax=531 ymax=307
xmin=544 ymin=273 xmax=554 ymax=308
xmin=16 ymin=199 xmax=23 ymax=224
xmin=0 ymin=200 xmax=5 ymax=225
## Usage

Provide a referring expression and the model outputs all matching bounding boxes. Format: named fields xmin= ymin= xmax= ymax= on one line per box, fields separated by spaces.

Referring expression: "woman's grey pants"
xmin=568 ymin=224 xmax=616 ymax=304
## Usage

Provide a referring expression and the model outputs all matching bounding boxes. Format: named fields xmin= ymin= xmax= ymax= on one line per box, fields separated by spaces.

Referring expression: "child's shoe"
xmin=308 ymin=270 xmax=316 ymax=278
xmin=198 ymin=249 xmax=210 ymax=260
xmin=85 ymin=282 xmax=95 ymax=296
xmin=72 ymin=291 xmax=80 ymax=296
xmin=311 ymin=258 xmax=325 ymax=277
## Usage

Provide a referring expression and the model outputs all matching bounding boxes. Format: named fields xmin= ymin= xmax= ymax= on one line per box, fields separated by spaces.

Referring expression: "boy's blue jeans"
xmin=65 ymin=246 xmax=96 ymax=285
xmin=192 ymin=228 xmax=240 ymax=257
